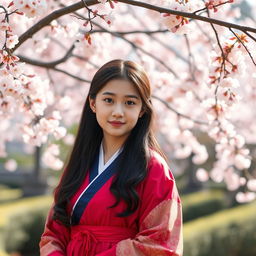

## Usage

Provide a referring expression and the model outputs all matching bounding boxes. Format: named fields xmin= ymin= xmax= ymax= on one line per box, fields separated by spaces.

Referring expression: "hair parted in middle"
xmin=53 ymin=59 xmax=164 ymax=226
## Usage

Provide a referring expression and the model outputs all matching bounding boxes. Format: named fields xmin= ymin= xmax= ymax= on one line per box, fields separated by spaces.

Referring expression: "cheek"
xmin=129 ymin=110 xmax=142 ymax=122
xmin=96 ymin=111 xmax=105 ymax=120
xmin=95 ymin=109 xmax=106 ymax=124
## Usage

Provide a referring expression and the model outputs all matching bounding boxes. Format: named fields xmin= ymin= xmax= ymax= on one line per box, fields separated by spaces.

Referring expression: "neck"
xmin=102 ymin=136 xmax=127 ymax=163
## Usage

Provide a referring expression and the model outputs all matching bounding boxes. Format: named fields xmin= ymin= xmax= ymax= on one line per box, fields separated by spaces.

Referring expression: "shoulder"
xmin=138 ymin=150 xmax=180 ymax=207
xmin=147 ymin=150 xmax=175 ymax=182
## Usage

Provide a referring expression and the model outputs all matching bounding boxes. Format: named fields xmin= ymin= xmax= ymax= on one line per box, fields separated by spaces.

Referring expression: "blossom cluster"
xmin=12 ymin=0 xmax=48 ymax=18
xmin=42 ymin=144 xmax=63 ymax=171
xmin=206 ymin=0 xmax=235 ymax=12
xmin=98 ymin=0 xmax=118 ymax=9
xmin=0 ymin=19 xmax=19 ymax=50
xmin=160 ymin=0 xmax=203 ymax=34
xmin=0 ymin=0 xmax=255 ymax=202
xmin=160 ymin=0 xmax=235 ymax=34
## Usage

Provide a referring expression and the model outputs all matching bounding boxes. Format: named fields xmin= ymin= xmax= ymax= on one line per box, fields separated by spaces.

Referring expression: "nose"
xmin=112 ymin=103 xmax=124 ymax=117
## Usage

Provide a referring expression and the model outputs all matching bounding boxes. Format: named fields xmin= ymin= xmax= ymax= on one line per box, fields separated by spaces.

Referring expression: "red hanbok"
xmin=40 ymin=149 xmax=183 ymax=256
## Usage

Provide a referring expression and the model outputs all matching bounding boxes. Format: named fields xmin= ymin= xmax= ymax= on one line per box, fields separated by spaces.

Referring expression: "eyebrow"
xmin=102 ymin=92 xmax=140 ymax=99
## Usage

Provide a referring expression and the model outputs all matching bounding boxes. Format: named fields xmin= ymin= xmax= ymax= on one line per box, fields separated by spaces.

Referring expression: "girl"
xmin=40 ymin=59 xmax=183 ymax=256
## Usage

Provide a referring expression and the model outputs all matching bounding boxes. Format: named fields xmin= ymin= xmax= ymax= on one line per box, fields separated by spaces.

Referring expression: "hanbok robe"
xmin=40 ymin=145 xmax=183 ymax=256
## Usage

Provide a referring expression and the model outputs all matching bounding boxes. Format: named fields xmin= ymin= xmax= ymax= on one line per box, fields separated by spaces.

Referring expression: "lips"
xmin=108 ymin=121 xmax=125 ymax=127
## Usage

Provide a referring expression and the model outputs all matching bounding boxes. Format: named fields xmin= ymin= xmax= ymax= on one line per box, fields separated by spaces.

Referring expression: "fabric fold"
xmin=67 ymin=225 xmax=137 ymax=255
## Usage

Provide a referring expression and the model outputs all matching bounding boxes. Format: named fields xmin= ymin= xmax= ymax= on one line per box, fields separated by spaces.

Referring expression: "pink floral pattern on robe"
xmin=116 ymin=199 xmax=182 ymax=256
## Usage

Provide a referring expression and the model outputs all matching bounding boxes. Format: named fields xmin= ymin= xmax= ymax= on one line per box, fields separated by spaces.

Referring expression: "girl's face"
xmin=89 ymin=79 xmax=144 ymax=144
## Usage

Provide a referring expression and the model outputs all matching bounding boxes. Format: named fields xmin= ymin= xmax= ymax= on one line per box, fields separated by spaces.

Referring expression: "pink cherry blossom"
xmin=219 ymin=77 xmax=240 ymax=88
xmin=4 ymin=79 xmax=23 ymax=99
xmin=174 ymin=145 xmax=192 ymax=159
xmin=230 ymin=134 xmax=245 ymax=148
xmin=0 ymin=50 xmax=19 ymax=65
xmin=53 ymin=126 xmax=67 ymax=140
xmin=103 ymin=13 xmax=115 ymax=26
xmin=239 ymin=177 xmax=246 ymax=186
xmin=63 ymin=133 xmax=75 ymax=145
xmin=247 ymin=179 xmax=256 ymax=192
xmin=206 ymin=0 xmax=235 ymax=13
xmin=234 ymin=154 xmax=251 ymax=170
xmin=13 ymin=0 xmax=48 ymax=18
xmin=192 ymin=149 xmax=208 ymax=165
xmin=56 ymin=96 xmax=72 ymax=111
xmin=8 ymin=63 xmax=25 ymax=77
xmin=4 ymin=159 xmax=18 ymax=172
xmin=160 ymin=0 xmax=204 ymax=34
xmin=236 ymin=191 xmax=256 ymax=203
xmin=202 ymin=98 xmax=228 ymax=122
xmin=0 ymin=21 xmax=10 ymax=31
xmin=219 ymin=88 xmax=241 ymax=106
xmin=6 ymin=34 xmax=19 ymax=49
xmin=210 ymin=166 xmax=224 ymax=183
xmin=196 ymin=168 xmax=209 ymax=182
xmin=224 ymin=167 xmax=240 ymax=191
xmin=98 ymin=0 xmax=108 ymax=4
xmin=178 ymin=118 xmax=194 ymax=130
xmin=42 ymin=144 xmax=63 ymax=170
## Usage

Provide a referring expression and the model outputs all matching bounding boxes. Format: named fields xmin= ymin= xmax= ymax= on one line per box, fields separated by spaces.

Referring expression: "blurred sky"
xmin=246 ymin=0 xmax=255 ymax=6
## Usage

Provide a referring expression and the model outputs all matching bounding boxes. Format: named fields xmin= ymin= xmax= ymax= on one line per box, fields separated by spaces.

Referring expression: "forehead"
xmin=98 ymin=79 xmax=141 ymax=97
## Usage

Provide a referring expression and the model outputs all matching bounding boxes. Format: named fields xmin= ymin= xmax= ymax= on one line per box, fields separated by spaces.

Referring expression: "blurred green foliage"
xmin=0 ymin=193 xmax=256 ymax=256
xmin=5 ymin=211 xmax=47 ymax=256
xmin=0 ymin=196 xmax=52 ymax=255
xmin=0 ymin=186 xmax=22 ymax=204
xmin=184 ymin=201 xmax=256 ymax=256
xmin=182 ymin=189 xmax=226 ymax=222
xmin=0 ymin=153 xmax=34 ymax=169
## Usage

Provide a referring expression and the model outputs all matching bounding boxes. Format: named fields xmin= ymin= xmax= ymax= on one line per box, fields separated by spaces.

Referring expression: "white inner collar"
xmin=98 ymin=142 xmax=123 ymax=175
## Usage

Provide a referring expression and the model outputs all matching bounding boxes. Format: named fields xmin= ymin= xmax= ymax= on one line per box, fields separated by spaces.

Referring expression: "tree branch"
xmin=90 ymin=28 xmax=169 ymax=35
xmin=229 ymin=28 xmax=256 ymax=66
xmin=210 ymin=22 xmax=227 ymax=80
xmin=116 ymin=35 xmax=179 ymax=78
xmin=12 ymin=0 xmax=98 ymax=52
xmin=16 ymin=52 xmax=91 ymax=83
xmin=17 ymin=43 xmax=76 ymax=68
xmin=184 ymin=34 xmax=197 ymax=81
xmin=152 ymin=95 xmax=208 ymax=126
xmin=194 ymin=20 xmax=214 ymax=47
xmin=53 ymin=67 xmax=91 ymax=83
xmin=45 ymin=35 xmax=100 ymax=68
xmin=11 ymin=0 xmax=256 ymax=55
xmin=243 ymin=31 xmax=256 ymax=43
xmin=126 ymin=5 xmax=189 ymax=63
xmin=193 ymin=0 xmax=231 ymax=15
xmin=118 ymin=0 xmax=256 ymax=34
xmin=70 ymin=8 xmax=179 ymax=77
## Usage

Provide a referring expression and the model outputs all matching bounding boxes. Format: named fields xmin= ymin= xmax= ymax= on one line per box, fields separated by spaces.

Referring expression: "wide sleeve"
xmin=39 ymin=206 xmax=70 ymax=256
xmin=96 ymin=153 xmax=183 ymax=256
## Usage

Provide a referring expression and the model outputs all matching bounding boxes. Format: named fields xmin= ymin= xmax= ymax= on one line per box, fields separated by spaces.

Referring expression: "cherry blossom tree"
xmin=1 ymin=0 xmax=256 ymax=202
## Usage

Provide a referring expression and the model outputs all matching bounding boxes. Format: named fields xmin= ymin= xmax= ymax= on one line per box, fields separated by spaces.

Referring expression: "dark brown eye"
xmin=126 ymin=100 xmax=135 ymax=105
xmin=103 ymin=98 xmax=113 ymax=103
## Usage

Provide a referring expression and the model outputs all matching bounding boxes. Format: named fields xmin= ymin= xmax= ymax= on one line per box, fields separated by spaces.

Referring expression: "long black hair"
xmin=53 ymin=59 xmax=165 ymax=226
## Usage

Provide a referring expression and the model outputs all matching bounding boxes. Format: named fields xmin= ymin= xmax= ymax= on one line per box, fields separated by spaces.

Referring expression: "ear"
xmin=89 ymin=96 xmax=96 ymax=113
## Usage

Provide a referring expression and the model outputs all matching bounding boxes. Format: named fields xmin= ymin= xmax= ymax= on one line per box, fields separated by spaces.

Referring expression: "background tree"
xmin=0 ymin=0 xmax=256 ymax=201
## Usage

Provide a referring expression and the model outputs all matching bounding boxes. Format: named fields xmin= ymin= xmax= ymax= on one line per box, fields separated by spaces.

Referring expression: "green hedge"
xmin=0 ymin=251 xmax=9 ymax=256
xmin=184 ymin=201 xmax=256 ymax=256
xmin=181 ymin=189 xmax=226 ymax=222
xmin=0 ymin=196 xmax=52 ymax=256
xmin=1 ymin=194 xmax=256 ymax=256
xmin=0 ymin=186 xmax=22 ymax=204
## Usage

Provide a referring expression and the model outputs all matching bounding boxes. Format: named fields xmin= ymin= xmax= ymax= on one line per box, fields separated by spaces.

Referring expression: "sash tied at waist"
xmin=67 ymin=225 xmax=137 ymax=256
